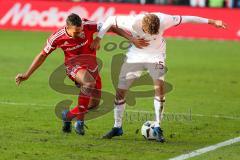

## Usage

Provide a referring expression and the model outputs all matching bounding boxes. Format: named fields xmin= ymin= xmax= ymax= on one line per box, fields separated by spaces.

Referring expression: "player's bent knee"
xmin=115 ymin=88 xmax=127 ymax=100
xmin=83 ymin=81 xmax=96 ymax=89
xmin=80 ymin=82 xmax=97 ymax=97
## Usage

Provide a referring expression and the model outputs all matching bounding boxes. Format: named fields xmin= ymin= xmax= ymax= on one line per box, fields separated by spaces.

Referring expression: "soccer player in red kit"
xmin=15 ymin=13 xmax=142 ymax=135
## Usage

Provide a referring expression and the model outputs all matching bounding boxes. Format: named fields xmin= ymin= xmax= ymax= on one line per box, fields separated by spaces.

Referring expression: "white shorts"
xmin=118 ymin=61 xmax=165 ymax=90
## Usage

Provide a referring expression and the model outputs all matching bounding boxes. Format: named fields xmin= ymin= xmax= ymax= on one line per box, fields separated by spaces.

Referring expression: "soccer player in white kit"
xmin=91 ymin=12 xmax=227 ymax=142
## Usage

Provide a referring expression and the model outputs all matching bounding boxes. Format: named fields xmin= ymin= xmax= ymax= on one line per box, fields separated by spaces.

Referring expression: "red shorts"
xmin=66 ymin=65 xmax=102 ymax=90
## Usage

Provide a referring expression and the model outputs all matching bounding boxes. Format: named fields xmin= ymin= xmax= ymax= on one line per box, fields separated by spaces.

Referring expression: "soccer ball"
xmin=141 ymin=121 xmax=157 ymax=140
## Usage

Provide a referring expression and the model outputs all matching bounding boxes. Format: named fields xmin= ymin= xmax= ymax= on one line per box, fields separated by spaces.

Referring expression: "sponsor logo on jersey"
xmin=65 ymin=40 xmax=88 ymax=51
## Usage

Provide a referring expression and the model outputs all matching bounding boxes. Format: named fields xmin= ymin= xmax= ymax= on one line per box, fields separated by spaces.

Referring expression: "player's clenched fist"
xmin=129 ymin=37 xmax=150 ymax=49
xmin=209 ymin=19 xmax=227 ymax=29
xmin=15 ymin=73 xmax=29 ymax=86
xmin=90 ymin=37 xmax=101 ymax=50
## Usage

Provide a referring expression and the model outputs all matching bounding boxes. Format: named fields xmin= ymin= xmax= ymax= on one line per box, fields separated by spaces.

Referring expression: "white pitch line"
xmin=0 ymin=101 xmax=240 ymax=120
xmin=169 ymin=136 xmax=240 ymax=160
xmin=0 ymin=101 xmax=52 ymax=107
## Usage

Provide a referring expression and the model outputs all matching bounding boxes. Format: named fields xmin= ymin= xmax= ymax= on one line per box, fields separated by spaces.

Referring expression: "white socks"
xmin=154 ymin=96 xmax=165 ymax=127
xmin=113 ymin=99 xmax=126 ymax=128
xmin=113 ymin=97 xmax=164 ymax=128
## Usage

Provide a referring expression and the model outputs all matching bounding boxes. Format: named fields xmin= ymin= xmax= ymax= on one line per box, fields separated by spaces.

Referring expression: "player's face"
xmin=142 ymin=27 xmax=159 ymax=35
xmin=67 ymin=25 xmax=83 ymax=38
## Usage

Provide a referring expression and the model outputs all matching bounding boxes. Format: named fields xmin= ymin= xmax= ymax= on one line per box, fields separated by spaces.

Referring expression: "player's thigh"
xmin=146 ymin=61 xmax=165 ymax=82
xmin=146 ymin=62 xmax=165 ymax=95
xmin=118 ymin=62 xmax=144 ymax=90
xmin=75 ymin=69 xmax=96 ymax=86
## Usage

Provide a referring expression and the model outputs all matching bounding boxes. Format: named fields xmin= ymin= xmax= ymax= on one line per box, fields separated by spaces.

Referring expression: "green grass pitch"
xmin=0 ymin=30 xmax=239 ymax=160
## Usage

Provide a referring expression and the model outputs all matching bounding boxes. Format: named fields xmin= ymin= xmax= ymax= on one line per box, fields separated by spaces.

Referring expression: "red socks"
xmin=68 ymin=94 xmax=90 ymax=120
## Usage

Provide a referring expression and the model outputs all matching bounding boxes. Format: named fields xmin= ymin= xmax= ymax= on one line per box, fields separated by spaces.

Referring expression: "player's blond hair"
xmin=142 ymin=14 xmax=160 ymax=35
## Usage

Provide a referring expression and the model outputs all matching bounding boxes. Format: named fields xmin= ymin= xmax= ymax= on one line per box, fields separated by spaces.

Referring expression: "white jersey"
xmin=114 ymin=13 xmax=182 ymax=63
xmin=98 ymin=12 xmax=208 ymax=63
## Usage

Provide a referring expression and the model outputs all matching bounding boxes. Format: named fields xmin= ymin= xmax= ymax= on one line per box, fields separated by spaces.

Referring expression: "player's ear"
xmin=66 ymin=25 xmax=72 ymax=30
xmin=80 ymin=25 xmax=83 ymax=30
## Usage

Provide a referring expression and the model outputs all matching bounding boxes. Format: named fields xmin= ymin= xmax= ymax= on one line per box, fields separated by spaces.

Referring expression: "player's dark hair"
xmin=142 ymin=14 xmax=160 ymax=35
xmin=66 ymin=13 xmax=82 ymax=27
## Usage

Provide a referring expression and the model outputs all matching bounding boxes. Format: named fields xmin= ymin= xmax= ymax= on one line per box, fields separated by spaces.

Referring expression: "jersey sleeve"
xmin=181 ymin=16 xmax=209 ymax=24
xmin=115 ymin=15 xmax=134 ymax=31
xmin=83 ymin=19 xmax=101 ymax=33
xmin=155 ymin=13 xmax=209 ymax=31
xmin=97 ymin=15 xmax=134 ymax=38
xmin=154 ymin=13 xmax=182 ymax=30
xmin=42 ymin=34 xmax=57 ymax=55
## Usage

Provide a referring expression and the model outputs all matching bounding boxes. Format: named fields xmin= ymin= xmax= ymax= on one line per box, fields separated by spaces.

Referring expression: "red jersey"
xmin=42 ymin=19 xmax=102 ymax=70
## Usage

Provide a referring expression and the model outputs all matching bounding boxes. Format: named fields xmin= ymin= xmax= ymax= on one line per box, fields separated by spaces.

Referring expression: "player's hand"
xmin=130 ymin=37 xmax=150 ymax=49
xmin=90 ymin=37 xmax=101 ymax=50
xmin=212 ymin=20 xmax=227 ymax=29
xmin=15 ymin=73 xmax=29 ymax=86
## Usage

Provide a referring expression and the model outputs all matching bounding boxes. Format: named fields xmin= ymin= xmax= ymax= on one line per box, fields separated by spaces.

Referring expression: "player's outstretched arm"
xmin=108 ymin=26 xmax=132 ymax=41
xmin=90 ymin=25 xmax=150 ymax=50
xmin=15 ymin=52 xmax=47 ymax=86
xmin=109 ymin=26 xmax=149 ymax=49
xmin=181 ymin=16 xmax=227 ymax=29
